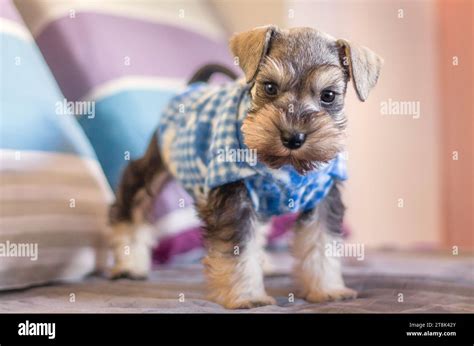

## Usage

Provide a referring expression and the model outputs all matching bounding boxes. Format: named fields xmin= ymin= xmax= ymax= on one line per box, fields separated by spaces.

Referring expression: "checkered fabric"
xmin=157 ymin=79 xmax=347 ymax=216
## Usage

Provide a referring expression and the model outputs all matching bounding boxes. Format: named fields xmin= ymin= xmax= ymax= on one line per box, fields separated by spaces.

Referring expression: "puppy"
xmin=109 ymin=26 xmax=382 ymax=309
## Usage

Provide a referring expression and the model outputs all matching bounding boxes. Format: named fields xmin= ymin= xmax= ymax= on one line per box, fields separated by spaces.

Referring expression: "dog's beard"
xmin=241 ymin=104 xmax=344 ymax=174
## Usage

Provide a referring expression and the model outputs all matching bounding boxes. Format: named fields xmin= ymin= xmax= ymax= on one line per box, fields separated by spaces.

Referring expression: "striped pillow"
xmin=0 ymin=0 xmax=113 ymax=289
xmin=13 ymin=1 xmax=231 ymax=263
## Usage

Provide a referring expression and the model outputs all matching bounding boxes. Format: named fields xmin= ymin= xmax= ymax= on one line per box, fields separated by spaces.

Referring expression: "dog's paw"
xmin=109 ymin=265 xmax=149 ymax=280
xmin=305 ymin=287 xmax=357 ymax=303
xmin=109 ymin=254 xmax=151 ymax=280
xmin=108 ymin=223 xmax=153 ymax=280
xmin=222 ymin=295 xmax=277 ymax=309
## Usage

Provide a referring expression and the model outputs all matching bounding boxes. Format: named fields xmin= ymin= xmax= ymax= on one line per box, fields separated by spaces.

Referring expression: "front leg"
xmin=293 ymin=182 xmax=357 ymax=303
xmin=196 ymin=181 xmax=275 ymax=309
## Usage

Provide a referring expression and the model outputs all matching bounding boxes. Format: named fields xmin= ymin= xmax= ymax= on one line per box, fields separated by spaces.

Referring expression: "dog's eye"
xmin=264 ymin=82 xmax=278 ymax=96
xmin=320 ymin=89 xmax=336 ymax=103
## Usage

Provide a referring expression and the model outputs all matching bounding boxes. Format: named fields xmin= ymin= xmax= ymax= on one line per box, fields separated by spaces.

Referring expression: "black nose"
xmin=281 ymin=132 xmax=306 ymax=149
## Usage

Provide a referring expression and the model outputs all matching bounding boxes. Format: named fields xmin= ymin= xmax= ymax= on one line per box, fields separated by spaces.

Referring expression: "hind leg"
xmin=109 ymin=133 xmax=168 ymax=279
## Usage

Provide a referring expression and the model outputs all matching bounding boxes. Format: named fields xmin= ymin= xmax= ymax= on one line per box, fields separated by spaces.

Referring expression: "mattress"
xmin=0 ymin=249 xmax=472 ymax=313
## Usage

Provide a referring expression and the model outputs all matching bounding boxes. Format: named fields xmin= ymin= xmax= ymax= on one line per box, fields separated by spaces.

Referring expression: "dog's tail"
xmin=187 ymin=63 xmax=238 ymax=85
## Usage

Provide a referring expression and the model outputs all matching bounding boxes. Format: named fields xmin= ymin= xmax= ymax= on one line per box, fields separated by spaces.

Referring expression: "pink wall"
xmin=216 ymin=0 xmax=473 ymax=249
xmin=286 ymin=0 xmax=442 ymax=248
xmin=438 ymin=0 xmax=474 ymax=250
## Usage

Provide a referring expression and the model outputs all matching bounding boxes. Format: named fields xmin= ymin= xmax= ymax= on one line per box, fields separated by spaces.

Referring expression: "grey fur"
xmin=196 ymin=181 xmax=259 ymax=253
xmin=109 ymin=132 xmax=168 ymax=225
xmin=297 ymin=181 xmax=345 ymax=235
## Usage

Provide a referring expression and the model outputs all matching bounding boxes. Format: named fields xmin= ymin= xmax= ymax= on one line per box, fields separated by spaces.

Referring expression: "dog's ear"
xmin=230 ymin=25 xmax=277 ymax=83
xmin=337 ymin=39 xmax=383 ymax=101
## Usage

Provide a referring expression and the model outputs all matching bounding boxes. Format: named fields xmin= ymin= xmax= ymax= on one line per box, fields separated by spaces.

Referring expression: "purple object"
xmin=35 ymin=12 xmax=235 ymax=100
xmin=153 ymin=227 xmax=203 ymax=265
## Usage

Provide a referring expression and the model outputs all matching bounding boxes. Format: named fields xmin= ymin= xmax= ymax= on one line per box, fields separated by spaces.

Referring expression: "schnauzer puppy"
xmin=109 ymin=26 xmax=382 ymax=309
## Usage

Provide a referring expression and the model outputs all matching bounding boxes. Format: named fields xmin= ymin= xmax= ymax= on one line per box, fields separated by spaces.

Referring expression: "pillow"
xmin=0 ymin=0 xmax=113 ymax=289
xmin=15 ymin=0 xmax=293 ymax=264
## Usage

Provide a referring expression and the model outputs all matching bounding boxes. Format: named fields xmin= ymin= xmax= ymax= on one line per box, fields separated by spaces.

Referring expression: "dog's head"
xmin=231 ymin=26 xmax=383 ymax=174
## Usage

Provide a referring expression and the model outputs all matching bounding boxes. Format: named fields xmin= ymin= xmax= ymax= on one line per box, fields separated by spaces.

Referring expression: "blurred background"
xmin=1 ymin=0 xmax=472 ymax=291
xmin=213 ymin=0 xmax=474 ymax=251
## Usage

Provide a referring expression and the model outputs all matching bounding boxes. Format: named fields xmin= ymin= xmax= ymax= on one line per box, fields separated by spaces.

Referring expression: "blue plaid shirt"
xmin=157 ymin=80 xmax=347 ymax=217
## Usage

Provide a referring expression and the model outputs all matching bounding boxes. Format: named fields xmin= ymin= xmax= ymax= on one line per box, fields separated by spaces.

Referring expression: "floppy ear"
xmin=229 ymin=25 xmax=277 ymax=83
xmin=337 ymin=39 xmax=383 ymax=101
